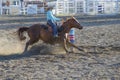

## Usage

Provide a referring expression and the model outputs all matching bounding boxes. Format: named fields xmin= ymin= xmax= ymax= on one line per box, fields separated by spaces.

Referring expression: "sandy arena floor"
xmin=0 ymin=15 xmax=120 ymax=80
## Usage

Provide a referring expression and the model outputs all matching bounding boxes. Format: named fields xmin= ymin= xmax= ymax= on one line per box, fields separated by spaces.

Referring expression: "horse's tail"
xmin=17 ymin=27 xmax=29 ymax=41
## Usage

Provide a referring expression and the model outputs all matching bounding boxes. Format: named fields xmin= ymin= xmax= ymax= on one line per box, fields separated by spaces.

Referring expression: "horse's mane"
xmin=60 ymin=17 xmax=76 ymax=28
xmin=61 ymin=16 xmax=76 ymax=27
xmin=57 ymin=19 xmax=69 ymax=32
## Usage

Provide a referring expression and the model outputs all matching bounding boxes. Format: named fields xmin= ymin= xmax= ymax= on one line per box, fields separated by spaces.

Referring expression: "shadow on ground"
xmin=0 ymin=44 xmax=119 ymax=61
xmin=0 ymin=45 xmax=52 ymax=61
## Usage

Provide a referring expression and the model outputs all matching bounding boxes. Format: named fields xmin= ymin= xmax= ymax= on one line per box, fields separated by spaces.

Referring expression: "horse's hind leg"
xmin=23 ymin=38 xmax=39 ymax=53
xmin=23 ymin=41 xmax=29 ymax=53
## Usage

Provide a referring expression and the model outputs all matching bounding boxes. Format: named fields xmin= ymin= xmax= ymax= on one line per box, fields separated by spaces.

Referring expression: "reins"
xmin=60 ymin=20 xmax=72 ymax=33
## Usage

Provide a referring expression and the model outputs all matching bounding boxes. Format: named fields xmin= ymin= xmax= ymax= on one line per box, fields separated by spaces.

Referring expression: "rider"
xmin=46 ymin=6 xmax=61 ymax=37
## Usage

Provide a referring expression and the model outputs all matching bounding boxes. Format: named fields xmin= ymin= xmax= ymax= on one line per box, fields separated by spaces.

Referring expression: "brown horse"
xmin=17 ymin=17 xmax=83 ymax=53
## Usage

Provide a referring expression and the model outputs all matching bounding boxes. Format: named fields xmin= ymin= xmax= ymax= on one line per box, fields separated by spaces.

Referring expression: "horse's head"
xmin=65 ymin=16 xmax=83 ymax=29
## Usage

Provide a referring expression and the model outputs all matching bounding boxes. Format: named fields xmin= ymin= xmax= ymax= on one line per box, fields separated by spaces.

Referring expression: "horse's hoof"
xmin=69 ymin=51 xmax=74 ymax=53
xmin=83 ymin=48 xmax=88 ymax=53
xmin=66 ymin=51 xmax=72 ymax=54
xmin=78 ymin=48 xmax=83 ymax=51
xmin=23 ymin=50 xmax=27 ymax=53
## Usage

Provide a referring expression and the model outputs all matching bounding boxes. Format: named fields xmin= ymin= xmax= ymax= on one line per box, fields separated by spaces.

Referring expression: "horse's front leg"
xmin=66 ymin=40 xmax=84 ymax=52
xmin=62 ymin=38 xmax=70 ymax=53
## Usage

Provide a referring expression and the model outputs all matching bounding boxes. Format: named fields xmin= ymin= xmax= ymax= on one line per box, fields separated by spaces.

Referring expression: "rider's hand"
xmin=61 ymin=18 xmax=65 ymax=23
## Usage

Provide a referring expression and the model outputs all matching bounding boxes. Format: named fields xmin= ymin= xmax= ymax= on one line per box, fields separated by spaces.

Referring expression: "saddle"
xmin=41 ymin=23 xmax=64 ymax=33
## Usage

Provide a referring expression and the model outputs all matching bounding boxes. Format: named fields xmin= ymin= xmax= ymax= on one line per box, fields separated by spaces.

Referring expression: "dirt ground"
xmin=0 ymin=15 xmax=120 ymax=80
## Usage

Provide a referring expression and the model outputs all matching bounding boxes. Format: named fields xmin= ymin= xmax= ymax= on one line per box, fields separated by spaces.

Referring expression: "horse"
xmin=17 ymin=16 xmax=83 ymax=53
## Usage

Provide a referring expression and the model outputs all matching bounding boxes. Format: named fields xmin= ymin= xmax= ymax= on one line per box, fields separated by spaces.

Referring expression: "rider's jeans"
xmin=47 ymin=20 xmax=58 ymax=36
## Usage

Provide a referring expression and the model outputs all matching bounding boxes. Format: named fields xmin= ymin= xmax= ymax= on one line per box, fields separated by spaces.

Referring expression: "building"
xmin=24 ymin=0 xmax=47 ymax=14
xmin=0 ymin=0 xmax=46 ymax=15
xmin=0 ymin=0 xmax=21 ymax=15
xmin=55 ymin=0 xmax=86 ymax=15
xmin=55 ymin=0 xmax=120 ymax=15
xmin=0 ymin=0 xmax=120 ymax=15
xmin=86 ymin=0 xmax=120 ymax=15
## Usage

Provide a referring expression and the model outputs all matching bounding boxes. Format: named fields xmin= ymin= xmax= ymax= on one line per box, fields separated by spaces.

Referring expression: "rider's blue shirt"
xmin=46 ymin=10 xmax=61 ymax=22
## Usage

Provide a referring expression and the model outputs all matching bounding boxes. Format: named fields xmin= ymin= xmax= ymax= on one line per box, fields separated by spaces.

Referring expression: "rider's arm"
xmin=47 ymin=11 xmax=61 ymax=21
xmin=53 ymin=15 xmax=61 ymax=21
